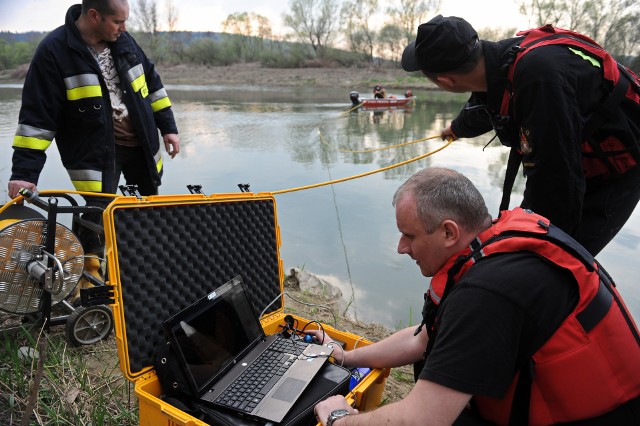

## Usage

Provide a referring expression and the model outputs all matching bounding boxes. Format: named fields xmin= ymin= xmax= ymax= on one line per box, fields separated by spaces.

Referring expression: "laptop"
xmin=163 ymin=275 xmax=333 ymax=423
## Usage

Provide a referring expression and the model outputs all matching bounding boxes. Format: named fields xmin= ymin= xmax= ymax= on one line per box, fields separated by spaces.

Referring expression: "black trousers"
xmin=573 ymin=169 xmax=640 ymax=256
xmin=76 ymin=145 xmax=159 ymax=254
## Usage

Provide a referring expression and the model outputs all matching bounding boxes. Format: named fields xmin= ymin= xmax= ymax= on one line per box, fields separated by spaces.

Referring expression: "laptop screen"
xmin=163 ymin=276 xmax=265 ymax=394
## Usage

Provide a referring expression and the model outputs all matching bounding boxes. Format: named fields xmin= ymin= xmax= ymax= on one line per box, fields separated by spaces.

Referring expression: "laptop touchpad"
xmin=272 ymin=378 xmax=306 ymax=402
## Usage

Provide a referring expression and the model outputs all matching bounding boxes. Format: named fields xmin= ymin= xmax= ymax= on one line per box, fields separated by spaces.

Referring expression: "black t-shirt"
xmin=419 ymin=252 xmax=579 ymax=399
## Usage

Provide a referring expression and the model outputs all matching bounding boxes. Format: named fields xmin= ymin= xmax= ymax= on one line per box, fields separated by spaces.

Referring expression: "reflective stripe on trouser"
xmin=154 ymin=150 xmax=163 ymax=173
xmin=68 ymin=169 xmax=103 ymax=192
xmin=13 ymin=124 xmax=55 ymax=150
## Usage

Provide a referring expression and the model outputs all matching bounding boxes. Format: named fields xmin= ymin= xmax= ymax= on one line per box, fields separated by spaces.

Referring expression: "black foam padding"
xmin=112 ymin=198 xmax=282 ymax=374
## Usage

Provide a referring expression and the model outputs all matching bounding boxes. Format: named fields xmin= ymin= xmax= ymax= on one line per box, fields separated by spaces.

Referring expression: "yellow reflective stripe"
xmin=156 ymin=156 xmax=163 ymax=173
xmin=568 ymin=47 xmax=601 ymax=68
xmin=67 ymin=85 xmax=102 ymax=100
xmin=68 ymin=169 xmax=102 ymax=192
xmin=149 ymin=88 xmax=171 ymax=111
xmin=127 ymin=64 xmax=148 ymax=97
xmin=71 ymin=180 xmax=103 ymax=192
xmin=151 ymin=96 xmax=172 ymax=112
xmin=64 ymin=74 xmax=102 ymax=100
xmin=13 ymin=135 xmax=52 ymax=150
xmin=131 ymin=74 xmax=147 ymax=95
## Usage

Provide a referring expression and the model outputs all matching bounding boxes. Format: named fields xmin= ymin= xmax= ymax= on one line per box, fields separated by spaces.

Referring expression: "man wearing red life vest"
xmin=400 ymin=15 xmax=640 ymax=256
xmin=312 ymin=167 xmax=640 ymax=426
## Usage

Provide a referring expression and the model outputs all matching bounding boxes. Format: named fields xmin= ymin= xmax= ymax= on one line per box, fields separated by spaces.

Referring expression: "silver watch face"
xmin=331 ymin=409 xmax=349 ymax=418
xmin=328 ymin=408 xmax=350 ymax=424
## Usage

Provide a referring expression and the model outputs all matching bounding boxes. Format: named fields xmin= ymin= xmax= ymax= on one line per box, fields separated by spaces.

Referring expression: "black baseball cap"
xmin=402 ymin=15 xmax=479 ymax=73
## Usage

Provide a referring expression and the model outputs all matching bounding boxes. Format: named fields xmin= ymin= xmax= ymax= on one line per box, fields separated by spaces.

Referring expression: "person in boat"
xmin=311 ymin=167 xmax=640 ymax=426
xmin=8 ymin=0 xmax=180 ymax=299
xmin=401 ymin=15 xmax=640 ymax=256
xmin=373 ymin=84 xmax=387 ymax=99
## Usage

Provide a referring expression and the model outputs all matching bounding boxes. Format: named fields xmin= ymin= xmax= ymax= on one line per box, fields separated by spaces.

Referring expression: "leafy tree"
xmin=341 ymin=0 xmax=378 ymax=62
xmin=163 ymin=0 xmax=184 ymax=62
xmin=185 ymin=38 xmax=238 ymax=66
xmin=130 ymin=0 xmax=158 ymax=33
xmin=165 ymin=0 xmax=179 ymax=32
xmin=518 ymin=0 xmax=565 ymax=28
xmin=283 ymin=0 xmax=341 ymax=58
xmin=477 ymin=27 xmax=519 ymax=42
xmin=519 ymin=0 xmax=640 ymax=60
xmin=0 ymin=38 xmax=39 ymax=70
xmin=222 ymin=12 xmax=273 ymax=61
xmin=130 ymin=0 xmax=160 ymax=58
xmin=377 ymin=24 xmax=405 ymax=64
xmin=386 ymin=0 xmax=441 ymax=43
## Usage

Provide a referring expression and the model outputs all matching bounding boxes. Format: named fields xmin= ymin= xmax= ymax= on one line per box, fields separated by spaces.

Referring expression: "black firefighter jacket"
xmin=11 ymin=4 xmax=178 ymax=194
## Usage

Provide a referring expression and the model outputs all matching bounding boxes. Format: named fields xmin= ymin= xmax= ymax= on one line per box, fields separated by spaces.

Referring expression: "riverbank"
xmin=1 ymin=62 xmax=434 ymax=91
xmin=157 ymin=62 xmax=432 ymax=90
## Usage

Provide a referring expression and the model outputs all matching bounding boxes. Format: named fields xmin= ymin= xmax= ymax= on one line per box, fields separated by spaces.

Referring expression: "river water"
xmin=1 ymin=83 xmax=639 ymax=328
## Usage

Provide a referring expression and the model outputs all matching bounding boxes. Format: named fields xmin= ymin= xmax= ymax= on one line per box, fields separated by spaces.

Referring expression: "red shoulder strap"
xmin=499 ymin=25 xmax=619 ymax=116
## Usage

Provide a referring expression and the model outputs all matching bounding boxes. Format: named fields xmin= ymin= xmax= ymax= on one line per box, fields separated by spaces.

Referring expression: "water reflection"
xmin=0 ymin=84 xmax=638 ymax=328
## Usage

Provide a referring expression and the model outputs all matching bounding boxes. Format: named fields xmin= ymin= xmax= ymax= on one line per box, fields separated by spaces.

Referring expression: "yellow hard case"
xmin=102 ymin=192 xmax=388 ymax=426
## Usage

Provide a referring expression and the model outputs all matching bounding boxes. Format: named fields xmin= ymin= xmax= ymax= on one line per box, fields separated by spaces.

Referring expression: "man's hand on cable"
xmin=441 ymin=126 xmax=458 ymax=142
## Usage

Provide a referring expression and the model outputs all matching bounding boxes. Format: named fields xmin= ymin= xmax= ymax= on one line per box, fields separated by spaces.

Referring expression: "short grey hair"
xmin=392 ymin=167 xmax=490 ymax=233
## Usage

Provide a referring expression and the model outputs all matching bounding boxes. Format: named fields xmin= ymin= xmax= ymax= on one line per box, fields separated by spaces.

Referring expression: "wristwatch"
xmin=326 ymin=408 xmax=350 ymax=426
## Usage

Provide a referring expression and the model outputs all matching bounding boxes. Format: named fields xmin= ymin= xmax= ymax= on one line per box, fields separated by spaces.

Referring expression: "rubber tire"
xmin=65 ymin=305 xmax=113 ymax=346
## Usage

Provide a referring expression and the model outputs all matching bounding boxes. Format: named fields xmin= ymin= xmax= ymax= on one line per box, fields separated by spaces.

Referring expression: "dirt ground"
xmin=161 ymin=62 xmax=431 ymax=91
xmin=282 ymin=273 xmax=415 ymax=406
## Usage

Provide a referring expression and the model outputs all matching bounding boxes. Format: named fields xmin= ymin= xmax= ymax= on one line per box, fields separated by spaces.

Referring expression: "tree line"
xmin=0 ymin=0 xmax=638 ymax=73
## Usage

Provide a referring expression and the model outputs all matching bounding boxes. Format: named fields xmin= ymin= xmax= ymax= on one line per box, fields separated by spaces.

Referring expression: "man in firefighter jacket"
xmin=401 ymin=15 xmax=640 ymax=256
xmin=312 ymin=167 xmax=640 ymax=426
xmin=8 ymin=0 xmax=180 ymax=258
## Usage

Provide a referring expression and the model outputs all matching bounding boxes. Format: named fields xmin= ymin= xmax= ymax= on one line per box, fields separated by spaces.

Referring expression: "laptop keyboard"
xmin=214 ymin=338 xmax=308 ymax=413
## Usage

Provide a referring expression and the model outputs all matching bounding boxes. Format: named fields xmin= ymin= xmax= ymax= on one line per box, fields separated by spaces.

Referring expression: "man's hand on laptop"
xmin=304 ymin=330 xmax=347 ymax=365
xmin=304 ymin=329 xmax=332 ymax=345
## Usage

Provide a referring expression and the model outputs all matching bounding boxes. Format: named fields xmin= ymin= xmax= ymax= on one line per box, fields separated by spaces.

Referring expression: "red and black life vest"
xmin=423 ymin=207 xmax=640 ymax=425
xmin=497 ymin=25 xmax=640 ymax=210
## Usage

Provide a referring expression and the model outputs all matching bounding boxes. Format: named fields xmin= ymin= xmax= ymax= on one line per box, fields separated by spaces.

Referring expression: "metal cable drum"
xmin=0 ymin=219 xmax=84 ymax=314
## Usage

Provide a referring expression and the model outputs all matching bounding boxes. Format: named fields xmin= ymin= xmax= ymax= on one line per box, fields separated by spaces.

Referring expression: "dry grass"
xmin=0 ymin=277 xmax=413 ymax=425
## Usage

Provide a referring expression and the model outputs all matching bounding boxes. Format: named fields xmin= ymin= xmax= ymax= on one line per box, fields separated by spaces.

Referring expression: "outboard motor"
xmin=350 ymin=91 xmax=361 ymax=106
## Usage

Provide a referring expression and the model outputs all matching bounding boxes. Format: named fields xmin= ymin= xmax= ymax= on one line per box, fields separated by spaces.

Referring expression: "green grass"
xmin=0 ymin=324 xmax=137 ymax=425
xmin=390 ymin=367 xmax=414 ymax=384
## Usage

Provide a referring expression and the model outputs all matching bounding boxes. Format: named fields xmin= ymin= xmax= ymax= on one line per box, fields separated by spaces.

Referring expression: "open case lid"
xmin=103 ymin=193 xmax=284 ymax=379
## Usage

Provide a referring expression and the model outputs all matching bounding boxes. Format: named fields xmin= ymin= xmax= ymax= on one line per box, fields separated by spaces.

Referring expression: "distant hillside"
xmin=0 ymin=30 xmax=224 ymax=44
xmin=0 ymin=31 xmax=47 ymax=43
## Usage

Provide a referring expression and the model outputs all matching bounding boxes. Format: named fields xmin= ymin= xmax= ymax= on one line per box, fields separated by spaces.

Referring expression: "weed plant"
xmin=0 ymin=324 xmax=136 ymax=425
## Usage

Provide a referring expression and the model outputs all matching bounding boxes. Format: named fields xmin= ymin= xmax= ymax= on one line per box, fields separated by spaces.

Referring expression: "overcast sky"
xmin=0 ymin=0 xmax=529 ymax=34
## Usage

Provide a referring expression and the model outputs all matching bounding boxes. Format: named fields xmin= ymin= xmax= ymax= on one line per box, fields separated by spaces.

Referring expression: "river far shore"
xmin=1 ymin=61 xmax=434 ymax=91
